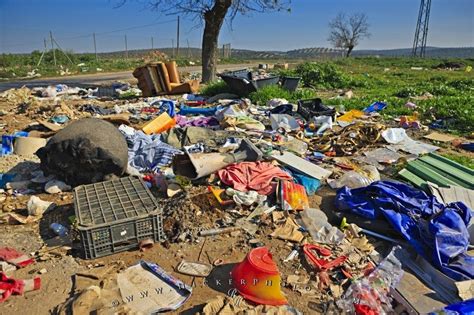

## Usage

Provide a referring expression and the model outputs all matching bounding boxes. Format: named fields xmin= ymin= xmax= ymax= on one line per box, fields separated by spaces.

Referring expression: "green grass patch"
xmin=249 ymin=85 xmax=316 ymax=105
xmin=200 ymin=80 xmax=234 ymax=96
xmin=440 ymin=153 xmax=474 ymax=169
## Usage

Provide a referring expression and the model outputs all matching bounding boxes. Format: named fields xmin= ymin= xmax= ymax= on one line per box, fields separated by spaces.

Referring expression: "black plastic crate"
xmin=297 ymin=98 xmax=336 ymax=120
xmin=74 ymin=177 xmax=164 ymax=259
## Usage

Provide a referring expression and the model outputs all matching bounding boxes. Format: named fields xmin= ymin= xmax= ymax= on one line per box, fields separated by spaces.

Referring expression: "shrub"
xmin=295 ymin=62 xmax=350 ymax=89
xmin=200 ymin=80 xmax=233 ymax=96
xmin=249 ymin=85 xmax=317 ymax=105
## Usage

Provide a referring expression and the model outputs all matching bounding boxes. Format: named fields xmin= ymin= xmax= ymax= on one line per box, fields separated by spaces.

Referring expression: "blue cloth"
xmin=0 ymin=174 xmax=16 ymax=188
xmin=283 ymin=168 xmax=321 ymax=195
xmin=460 ymin=143 xmax=474 ymax=152
xmin=336 ymin=180 xmax=474 ymax=281
xmin=151 ymin=99 xmax=176 ymax=117
xmin=119 ymin=126 xmax=182 ymax=172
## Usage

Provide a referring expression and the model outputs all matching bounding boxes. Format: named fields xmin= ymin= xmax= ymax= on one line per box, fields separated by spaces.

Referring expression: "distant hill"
xmin=96 ymin=46 xmax=474 ymax=59
xmin=353 ymin=47 xmax=474 ymax=58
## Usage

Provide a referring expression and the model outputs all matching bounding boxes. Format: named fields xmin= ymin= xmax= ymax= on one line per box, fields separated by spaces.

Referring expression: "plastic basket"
xmin=297 ymin=98 xmax=336 ymax=120
xmin=74 ymin=177 xmax=164 ymax=259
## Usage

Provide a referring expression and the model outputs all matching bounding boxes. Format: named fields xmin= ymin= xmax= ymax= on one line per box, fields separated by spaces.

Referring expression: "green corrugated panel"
xmin=419 ymin=155 xmax=474 ymax=189
xmin=398 ymin=169 xmax=426 ymax=189
xmin=405 ymin=160 xmax=462 ymax=188
xmin=428 ymin=153 xmax=474 ymax=176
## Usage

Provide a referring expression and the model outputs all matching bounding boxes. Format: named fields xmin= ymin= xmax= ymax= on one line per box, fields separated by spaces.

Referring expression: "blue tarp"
xmin=335 ymin=180 xmax=474 ymax=281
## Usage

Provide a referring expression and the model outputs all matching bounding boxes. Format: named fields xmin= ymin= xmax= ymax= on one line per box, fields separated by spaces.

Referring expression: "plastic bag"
xmin=298 ymin=208 xmax=344 ymax=244
xmin=329 ymin=165 xmax=380 ymax=189
xmin=338 ymin=246 xmax=403 ymax=315
xmin=270 ymin=114 xmax=300 ymax=131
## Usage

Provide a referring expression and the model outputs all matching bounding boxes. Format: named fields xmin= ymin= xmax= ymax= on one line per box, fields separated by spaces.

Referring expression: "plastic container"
xmin=219 ymin=70 xmax=280 ymax=96
xmin=220 ymin=74 xmax=256 ymax=96
xmin=297 ymin=98 xmax=336 ymax=120
xmin=74 ymin=177 xmax=164 ymax=259
xmin=13 ymin=137 xmax=47 ymax=156
xmin=329 ymin=165 xmax=380 ymax=189
xmin=253 ymin=76 xmax=280 ymax=89
xmin=50 ymin=223 xmax=68 ymax=237
xmin=231 ymin=247 xmax=287 ymax=305
xmin=280 ymin=77 xmax=301 ymax=92
xmin=179 ymin=105 xmax=219 ymax=117
xmin=142 ymin=112 xmax=176 ymax=135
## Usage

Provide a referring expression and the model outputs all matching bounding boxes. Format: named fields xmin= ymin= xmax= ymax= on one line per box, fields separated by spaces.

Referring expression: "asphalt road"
xmin=0 ymin=63 xmax=254 ymax=92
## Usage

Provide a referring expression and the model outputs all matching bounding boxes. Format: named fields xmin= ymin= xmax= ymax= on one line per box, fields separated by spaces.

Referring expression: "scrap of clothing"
xmin=119 ymin=125 xmax=182 ymax=172
xmin=218 ymin=161 xmax=293 ymax=195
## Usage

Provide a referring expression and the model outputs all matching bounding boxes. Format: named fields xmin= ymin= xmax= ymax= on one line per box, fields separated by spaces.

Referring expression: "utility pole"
xmin=37 ymin=38 xmax=48 ymax=67
xmin=52 ymin=37 xmax=74 ymax=65
xmin=172 ymin=39 xmax=175 ymax=57
xmin=187 ymin=39 xmax=191 ymax=58
xmin=93 ymin=33 xmax=98 ymax=61
xmin=151 ymin=37 xmax=154 ymax=50
xmin=49 ymin=31 xmax=56 ymax=66
xmin=176 ymin=16 xmax=180 ymax=57
xmin=124 ymin=35 xmax=128 ymax=59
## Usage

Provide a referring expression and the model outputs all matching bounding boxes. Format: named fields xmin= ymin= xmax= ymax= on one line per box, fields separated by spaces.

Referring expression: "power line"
xmin=1 ymin=19 xmax=177 ymax=50
xmin=95 ymin=19 xmax=177 ymax=36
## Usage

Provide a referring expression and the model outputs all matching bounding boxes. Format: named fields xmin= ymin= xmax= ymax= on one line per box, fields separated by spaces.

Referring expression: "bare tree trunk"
xmin=346 ymin=45 xmax=354 ymax=57
xmin=201 ymin=0 xmax=231 ymax=83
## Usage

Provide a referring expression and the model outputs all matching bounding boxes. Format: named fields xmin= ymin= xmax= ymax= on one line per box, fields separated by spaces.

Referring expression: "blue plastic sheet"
xmin=179 ymin=105 xmax=219 ymax=117
xmin=335 ymin=180 xmax=474 ymax=281
xmin=429 ymin=298 xmax=474 ymax=314
xmin=1 ymin=131 xmax=29 ymax=156
xmin=364 ymin=101 xmax=387 ymax=113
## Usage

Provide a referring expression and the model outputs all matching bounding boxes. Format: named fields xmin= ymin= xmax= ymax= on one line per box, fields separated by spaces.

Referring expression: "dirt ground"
xmin=0 ymin=86 xmax=471 ymax=314
xmin=0 ymin=173 xmax=342 ymax=315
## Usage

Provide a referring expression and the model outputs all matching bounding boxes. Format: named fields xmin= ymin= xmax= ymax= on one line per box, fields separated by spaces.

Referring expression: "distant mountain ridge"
xmin=97 ymin=46 xmax=474 ymax=59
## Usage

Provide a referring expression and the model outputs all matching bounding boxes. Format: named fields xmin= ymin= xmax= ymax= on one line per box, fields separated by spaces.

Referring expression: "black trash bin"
xmin=218 ymin=69 xmax=280 ymax=96
xmin=281 ymin=77 xmax=301 ymax=92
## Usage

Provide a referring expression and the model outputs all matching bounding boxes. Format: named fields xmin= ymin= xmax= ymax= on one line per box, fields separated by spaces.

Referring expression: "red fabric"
xmin=354 ymin=304 xmax=379 ymax=315
xmin=0 ymin=273 xmax=41 ymax=303
xmin=0 ymin=247 xmax=34 ymax=268
xmin=0 ymin=272 xmax=25 ymax=303
xmin=217 ymin=161 xmax=292 ymax=195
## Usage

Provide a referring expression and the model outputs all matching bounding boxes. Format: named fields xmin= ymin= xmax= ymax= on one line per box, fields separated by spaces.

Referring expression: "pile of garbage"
xmin=0 ymin=64 xmax=473 ymax=314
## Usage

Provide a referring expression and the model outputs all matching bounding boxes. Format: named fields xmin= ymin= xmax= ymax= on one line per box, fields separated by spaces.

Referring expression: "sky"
xmin=0 ymin=0 xmax=473 ymax=54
